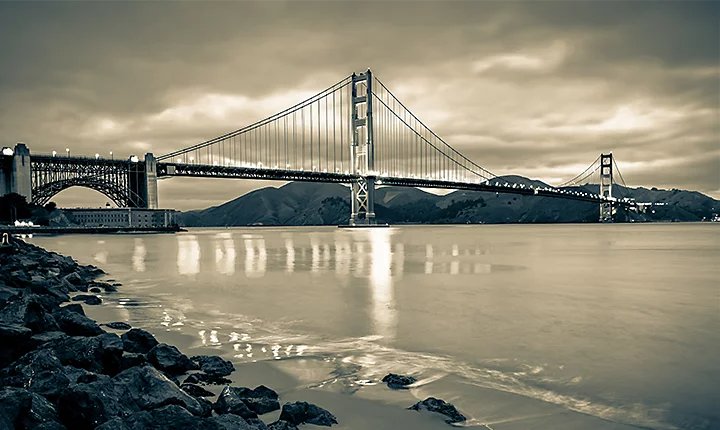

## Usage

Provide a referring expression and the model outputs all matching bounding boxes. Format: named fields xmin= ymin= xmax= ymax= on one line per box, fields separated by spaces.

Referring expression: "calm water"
xmin=30 ymin=224 xmax=719 ymax=429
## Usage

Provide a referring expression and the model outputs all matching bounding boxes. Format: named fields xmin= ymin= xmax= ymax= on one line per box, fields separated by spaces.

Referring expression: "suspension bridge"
xmin=1 ymin=69 xmax=635 ymax=224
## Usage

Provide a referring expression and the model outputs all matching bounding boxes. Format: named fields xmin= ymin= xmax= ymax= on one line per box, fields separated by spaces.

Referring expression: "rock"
xmin=121 ymin=352 xmax=147 ymax=370
xmin=62 ymin=272 xmax=84 ymax=287
xmin=213 ymin=386 xmax=258 ymax=419
xmin=23 ymin=393 xmax=64 ymax=429
xmin=191 ymin=355 xmax=235 ymax=376
xmin=148 ymin=405 xmax=216 ymax=429
xmin=72 ymin=294 xmax=102 ymax=305
xmin=267 ymin=421 xmax=298 ymax=430
xmin=0 ymin=323 xmax=33 ymax=367
xmin=52 ymin=308 xmax=104 ymax=337
xmin=279 ymin=401 xmax=338 ymax=426
xmin=0 ymin=387 xmax=33 ymax=429
xmin=0 ymin=349 xmax=64 ymax=391
xmin=381 ymin=373 xmax=417 ymax=389
xmin=226 ymin=385 xmax=279 ymax=415
xmin=104 ymin=321 xmax=132 ymax=330
xmin=181 ymin=383 xmax=216 ymax=397
xmin=121 ymin=328 xmax=159 ymax=354
xmin=209 ymin=413 xmax=257 ymax=429
xmin=184 ymin=372 xmax=232 ymax=386
xmin=246 ymin=418 xmax=269 ymax=430
xmin=148 ymin=343 xmax=199 ymax=375
xmin=57 ymin=377 xmax=137 ymax=430
xmin=0 ymin=294 xmax=61 ymax=334
xmin=408 ymin=397 xmax=466 ymax=424
xmin=48 ymin=333 xmax=123 ymax=375
xmin=60 ymin=303 xmax=85 ymax=316
xmin=27 ymin=331 xmax=69 ymax=350
xmin=195 ymin=396 xmax=214 ymax=418
xmin=112 ymin=365 xmax=204 ymax=416
xmin=28 ymin=369 xmax=71 ymax=401
xmin=89 ymin=287 xmax=102 ymax=293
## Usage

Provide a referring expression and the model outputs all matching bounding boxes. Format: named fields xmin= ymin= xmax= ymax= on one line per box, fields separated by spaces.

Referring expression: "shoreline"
xmin=0 ymin=237 xmax=461 ymax=430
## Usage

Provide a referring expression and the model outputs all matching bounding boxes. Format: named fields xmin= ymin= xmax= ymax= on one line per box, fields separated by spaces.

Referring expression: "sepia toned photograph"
xmin=0 ymin=1 xmax=717 ymax=429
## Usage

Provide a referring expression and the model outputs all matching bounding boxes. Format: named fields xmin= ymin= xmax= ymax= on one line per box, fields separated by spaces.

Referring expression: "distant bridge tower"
xmin=349 ymin=69 xmax=376 ymax=225
xmin=0 ymin=143 xmax=33 ymax=202
xmin=600 ymin=152 xmax=613 ymax=223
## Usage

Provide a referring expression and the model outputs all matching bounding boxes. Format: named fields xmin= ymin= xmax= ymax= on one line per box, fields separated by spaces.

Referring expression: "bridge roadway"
xmin=156 ymin=162 xmax=634 ymax=207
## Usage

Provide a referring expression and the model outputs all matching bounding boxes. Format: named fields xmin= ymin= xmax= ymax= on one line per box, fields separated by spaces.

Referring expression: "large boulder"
xmin=57 ymin=377 xmax=137 ymax=430
xmin=0 ymin=387 xmax=33 ymax=429
xmin=213 ymin=386 xmax=258 ymax=419
xmin=112 ymin=365 xmax=204 ymax=416
xmin=121 ymin=328 xmax=159 ymax=354
xmin=0 ymin=349 xmax=65 ymax=391
xmin=381 ymin=373 xmax=417 ymax=389
xmin=0 ymin=294 xmax=60 ymax=334
xmin=60 ymin=303 xmax=85 ymax=316
xmin=121 ymin=352 xmax=148 ymax=371
xmin=278 ymin=401 xmax=337 ymax=426
xmin=0 ymin=323 xmax=33 ymax=367
xmin=191 ymin=355 xmax=235 ymax=376
xmin=148 ymin=344 xmax=198 ymax=375
xmin=209 ymin=413 xmax=257 ymax=430
xmin=47 ymin=333 xmax=124 ymax=375
xmin=184 ymin=372 xmax=232 ymax=386
xmin=52 ymin=308 xmax=104 ymax=337
xmin=72 ymin=294 xmax=102 ymax=305
xmin=267 ymin=421 xmax=298 ymax=430
xmin=23 ymin=393 xmax=65 ymax=429
xmin=408 ymin=397 xmax=466 ymax=424
xmin=181 ymin=383 xmax=216 ymax=398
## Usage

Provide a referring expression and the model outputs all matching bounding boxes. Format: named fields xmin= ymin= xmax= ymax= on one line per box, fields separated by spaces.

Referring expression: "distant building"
xmin=64 ymin=208 xmax=178 ymax=228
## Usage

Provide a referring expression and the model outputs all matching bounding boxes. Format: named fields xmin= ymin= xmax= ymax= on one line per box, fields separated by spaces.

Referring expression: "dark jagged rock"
xmin=148 ymin=343 xmax=199 ymax=375
xmin=121 ymin=328 xmax=159 ymax=354
xmin=62 ymin=272 xmax=84 ymax=287
xmin=112 ymin=365 xmax=204 ymax=416
xmin=195 ymin=396 xmax=214 ymax=418
xmin=52 ymin=308 xmax=104 ymax=336
xmin=72 ymin=294 xmax=102 ymax=305
xmin=89 ymin=287 xmax=102 ymax=293
xmin=181 ymin=383 xmax=216 ymax=397
xmin=60 ymin=303 xmax=85 ymax=316
xmin=191 ymin=355 xmax=235 ymax=376
xmin=28 ymin=369 xmax=71 ymax=401
xmin=48 ymin=333 xmax=123 ymax=375
xmin=0 ymin=294 xmax=61 ymax=334
xmin=104 ymin=321 xmax=132 ymax=330
xmin=121 ymin=352 xmax=148 ymax=370
xmin=0 ymin=387 xmax=33 ymax=429
xmin=0 ymin=323 xmax=33 ymax=367
xmin=184 ymin=372 xmax=232 ymax=386
xmin=408 ymin=397 xmax=466 ymax=424
xmin=148 ymin=405 xmax=217 ymax=429
xmin=57 ymin=377 xmax=137 ymax=430
xmin=381 ymin=373 xmax=417 ymax=389
xmin=209 ymin=413 xmax=257 ymax=429
xmin=23 ymin=393 xmax=64 ymax=429
xmin=278 ymin=401 xmax=337 ymax=426
xmin=0 ymin=349 xmax=64 ymax=391
xmin=214 ymin=386 xmax=258 ymax=419
xmin=232 ymin=385 xmax=279 ymax=415
xmin=267 ymin=420 xmax=298 ymax=430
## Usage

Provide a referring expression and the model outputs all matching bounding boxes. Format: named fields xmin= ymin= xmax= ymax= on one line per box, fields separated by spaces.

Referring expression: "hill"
xmin=178 ymin=179 xmax=720 ymax=226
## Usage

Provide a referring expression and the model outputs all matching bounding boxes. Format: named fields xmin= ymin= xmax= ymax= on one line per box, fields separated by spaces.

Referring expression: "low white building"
xmin=65 ymin=208 xmax=178 ymax=228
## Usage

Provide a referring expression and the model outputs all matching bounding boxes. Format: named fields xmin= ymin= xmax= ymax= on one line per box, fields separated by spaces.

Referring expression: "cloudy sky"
xmin=1 ymin=1 xmax=717 ymax=210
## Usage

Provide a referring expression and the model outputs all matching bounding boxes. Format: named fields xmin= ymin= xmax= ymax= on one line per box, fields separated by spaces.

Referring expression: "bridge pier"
xmin=600 ymin=153 xmax=613 ymax=223
xmin=349 ymin=69 xmax=376 ymax=225
xmin=128 ymin=153 xmax=159 ymax=209
xmin=0 ymin=143 xmax=32 ymax=203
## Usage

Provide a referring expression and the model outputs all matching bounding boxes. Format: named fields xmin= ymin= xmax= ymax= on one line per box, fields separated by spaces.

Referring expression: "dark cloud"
xmin=0 ymin=1 xmax=717 ymax=210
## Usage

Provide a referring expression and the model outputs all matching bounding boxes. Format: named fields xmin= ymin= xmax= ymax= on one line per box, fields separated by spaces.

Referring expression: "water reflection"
xmin=214 ymin=232 xmax=235 ymax=275
xmin=177 ymin=235 xmax=200 ymax=275
xmin=132 ymin=238 xmax=146 ymax=272
xmin=369 ymin=229 xmax=397 ymax=341
xmin=285 ymin=238 xmax=295 ymax=273
xmin=243 ymin=236 xmax=267 ymax=277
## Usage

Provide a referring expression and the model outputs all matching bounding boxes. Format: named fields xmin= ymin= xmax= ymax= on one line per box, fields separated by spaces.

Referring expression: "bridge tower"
xmin=600 ymin=152 xmax=613 ymax=223
xmin=0 ymin=143 xmax=33 ymax=202
xmin=349 ymin=69 xmax=376 ymax=225
xmin=128 ymin=153 xmax=159 ymax=209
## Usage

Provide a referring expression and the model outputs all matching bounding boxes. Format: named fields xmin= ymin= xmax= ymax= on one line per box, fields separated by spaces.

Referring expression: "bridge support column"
xmin=349 ymin=69 xmax=376 ymax=225
xmin=128 ymin=152 xmax=158 ymax=209
xmin=11 ymin=143 xmax=32 ymax=202
xmin=600 ymin=153 xmax=613 ymax=223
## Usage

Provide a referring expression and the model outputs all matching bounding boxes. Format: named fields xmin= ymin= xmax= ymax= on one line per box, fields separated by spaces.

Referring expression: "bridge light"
xmin=258 ymin=162 xmax=263 ymax=167
xmin=189 ymin=157 xmax=194 ymax=163
xmin=95 ymin=153 xmax=99 ymax=159
xmin=1 ymin=147 xmax=12 ymax=156
xmin=65 ymin=148 xmax=70 ymax=157
xmin=177 ymin=158 xmax=182 ymax=163
xmin=286 ymin=164 xmax=291 ymax=169
xmin=130 ymin=155 xmax=140 ymax=163
xmin=51 ymin=150 xmax=57 ymax=157
xmin=213 ymin=161 xmax=218 ymax=166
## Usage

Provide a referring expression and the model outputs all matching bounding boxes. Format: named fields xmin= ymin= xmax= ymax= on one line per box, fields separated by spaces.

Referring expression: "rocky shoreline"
xmin=0 ymin=238 xmax=465 ymax=429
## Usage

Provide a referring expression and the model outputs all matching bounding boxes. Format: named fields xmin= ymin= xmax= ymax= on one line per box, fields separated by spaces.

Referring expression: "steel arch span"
xmin=31 ymin=177 xmax=135 ymax=208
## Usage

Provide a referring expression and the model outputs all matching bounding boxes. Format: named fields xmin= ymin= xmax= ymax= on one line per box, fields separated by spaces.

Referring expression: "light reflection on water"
xmin=28 ymin=225 xmax=720 ymax=430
